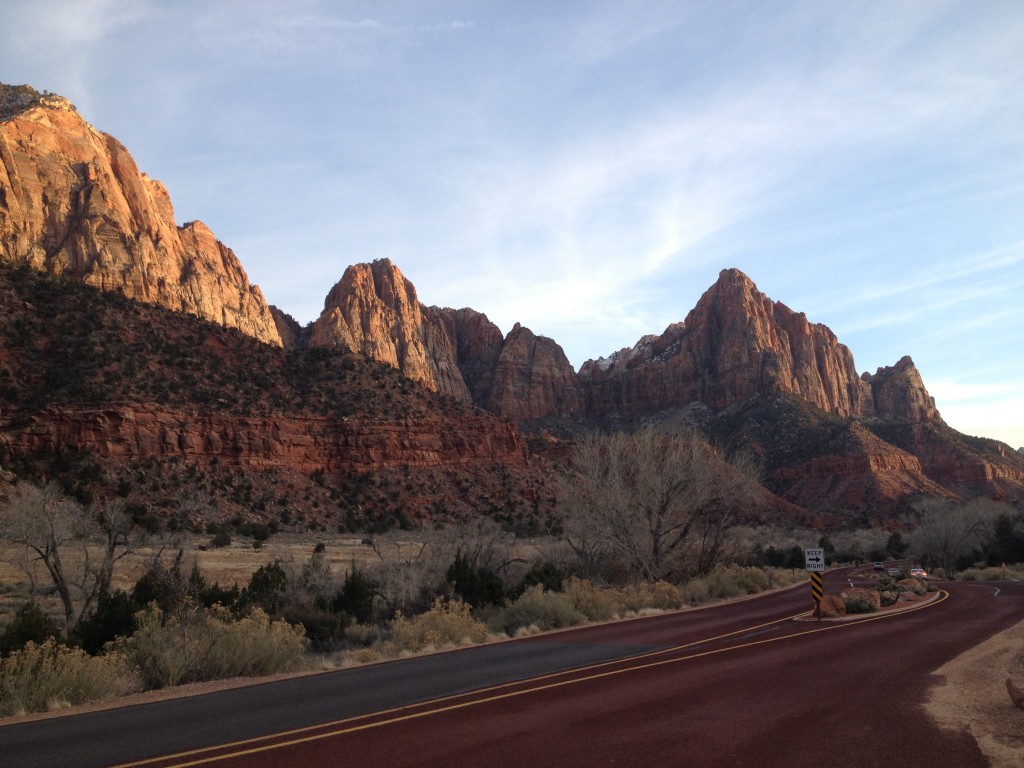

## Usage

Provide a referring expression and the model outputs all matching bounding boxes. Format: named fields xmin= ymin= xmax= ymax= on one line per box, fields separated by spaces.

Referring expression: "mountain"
xmin=305 ymin=259 xmax=580 ymax=421
xmin=0 ymin=84 xmax=280 ymax=345
xmin=576 ymin=267 xmax=938 ymax=423
xmin=298 ymin=257 xmax=1022 ymax=514
xmin=2 ymin=83 xmax=1021 ymax=524
xmin=0 ymin=263 xmax=554 ymax=532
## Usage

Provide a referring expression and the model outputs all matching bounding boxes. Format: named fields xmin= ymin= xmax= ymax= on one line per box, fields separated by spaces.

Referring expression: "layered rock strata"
xmin=0 ymin=405 xmax=528 ymax=474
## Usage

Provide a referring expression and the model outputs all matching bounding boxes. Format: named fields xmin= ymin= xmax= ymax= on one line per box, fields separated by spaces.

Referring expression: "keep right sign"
xmin=804 ymin=547 xmax=826 ymax=572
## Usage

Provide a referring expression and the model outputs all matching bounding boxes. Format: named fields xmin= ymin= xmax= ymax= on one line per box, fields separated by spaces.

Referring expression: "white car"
xmin=910 ymin=567 xmax=928 ymax=579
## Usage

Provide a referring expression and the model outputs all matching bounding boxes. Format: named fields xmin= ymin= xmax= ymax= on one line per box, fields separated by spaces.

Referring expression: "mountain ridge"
xmin=2 ymin=82 xmax=1022 ymax=522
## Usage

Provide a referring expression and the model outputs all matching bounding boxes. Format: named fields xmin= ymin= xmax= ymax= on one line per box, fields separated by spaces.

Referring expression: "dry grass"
xmin=0 ymin=640 xmax=142 ymax=717
xmin=0 ymin=532 xmax=422 ymax=625
xmin=958 ymin=565 xmax=1024 ymax=582
xmin=113 ymin=604 xmax=307 ymax=689
xmin=351 ymin=598 xmax=489 ymax=662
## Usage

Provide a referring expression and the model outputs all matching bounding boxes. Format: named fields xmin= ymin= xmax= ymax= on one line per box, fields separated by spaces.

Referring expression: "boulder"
xmin=1006 ymin=677 xmax=1024 ymax=709
xmin=817 ymin=594 xmax=846 ymax=618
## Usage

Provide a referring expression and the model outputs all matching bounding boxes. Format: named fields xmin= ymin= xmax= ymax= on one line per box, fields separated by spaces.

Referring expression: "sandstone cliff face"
xmin=578 ymin=268 xmax=934 ymax=423
xmin=308 ymin=260 xmax=471 ymax=400
xmin=0 ymin=84 xmax=281 ymax=346
xmin=863 ymin=356 xmax=941 ymax=422
xmin=425 ymin=306 xmax=504 ymax=405
xmin=485 ymin=323 xmax=579 ymax=422
xmin=308 ymin=259 xmax=579 ymax=421
xmin=770 ymin=421 xmax=952 ymax=512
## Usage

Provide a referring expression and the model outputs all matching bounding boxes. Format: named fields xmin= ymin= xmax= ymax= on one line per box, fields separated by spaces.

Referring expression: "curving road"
xmin=2 ymin=572 xmax=1022 ymax=767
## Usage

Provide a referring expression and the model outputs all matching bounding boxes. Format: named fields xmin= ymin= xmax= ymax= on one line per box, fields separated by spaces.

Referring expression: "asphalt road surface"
xmin=3 ymin=572 xmax=1022 ymax=768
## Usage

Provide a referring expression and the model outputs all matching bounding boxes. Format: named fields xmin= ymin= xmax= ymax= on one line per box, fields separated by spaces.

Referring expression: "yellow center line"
xmin=114 ymin=592 xmax=946 ymax=768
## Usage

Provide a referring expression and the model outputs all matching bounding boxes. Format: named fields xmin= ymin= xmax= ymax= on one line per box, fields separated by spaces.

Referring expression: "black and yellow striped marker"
xmin=810 ymin=571 xmax=823 ymax=602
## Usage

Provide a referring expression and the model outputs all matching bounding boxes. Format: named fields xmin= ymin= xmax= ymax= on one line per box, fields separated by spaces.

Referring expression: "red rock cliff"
xmin=0 ymin=405 xmax=528 ymax=475
xmin=578 ymin=268 xmax=937 ymax=423
xmin=308 ymin=259 xmax=470 ymax=400
xmin=0 ymin=84 xmax=281 ymax=346
xmin=308 ymin=259 xmax=579 ymax=421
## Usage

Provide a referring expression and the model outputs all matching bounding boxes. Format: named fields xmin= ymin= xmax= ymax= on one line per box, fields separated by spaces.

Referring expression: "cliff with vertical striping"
xmin=0 ymin=84 xmax=281 ymax=345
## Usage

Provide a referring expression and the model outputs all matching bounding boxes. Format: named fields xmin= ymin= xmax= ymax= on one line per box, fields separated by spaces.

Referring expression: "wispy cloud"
xmin=3 ymin=1 xmax=1022 ymax=445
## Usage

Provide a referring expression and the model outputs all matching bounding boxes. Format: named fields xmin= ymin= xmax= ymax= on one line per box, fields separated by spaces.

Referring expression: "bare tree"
xmin=910 ymin=497 xmax=1005 ymax=575
xmin=559 ymin=426 xmax=760 ymax=583
xmin=0 ymin=482 xmax=135 ymax=630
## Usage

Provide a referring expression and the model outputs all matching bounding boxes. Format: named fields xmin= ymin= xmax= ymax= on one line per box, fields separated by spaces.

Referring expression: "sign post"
xmin=804 ymin=548 xmax=825 ymax=620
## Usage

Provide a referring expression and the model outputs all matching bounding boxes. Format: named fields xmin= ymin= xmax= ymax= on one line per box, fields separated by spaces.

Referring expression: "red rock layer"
xmin=0 ymin=405 xmax=528 ymax=474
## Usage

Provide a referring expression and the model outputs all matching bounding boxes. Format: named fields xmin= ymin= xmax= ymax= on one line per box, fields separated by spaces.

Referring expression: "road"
xmin=2 ymin=572 xmax=1022 ymax=767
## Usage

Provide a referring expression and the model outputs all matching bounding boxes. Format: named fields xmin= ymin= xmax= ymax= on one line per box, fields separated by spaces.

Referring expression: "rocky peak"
xmin=308 ymin=259 xmax=471 ymax=400
xmin=486 ymin=323 xmax=579 ymax=422
xmin=681 ymin=268 xmax=873 ymax=415
xmin=0 ymin=82 xmax=281 ymax=346
xmin=863 ymin=355 xmax=940 ymax=422
xmin=0 ymin=84 xmax=76 ymax=120
xmin=426 ymin=306 xmax=505 ymax=405
xmin=306 ymin=260 xmax=580 ymax=421
xmin=577 ymin=268 xmax=920 ymax=423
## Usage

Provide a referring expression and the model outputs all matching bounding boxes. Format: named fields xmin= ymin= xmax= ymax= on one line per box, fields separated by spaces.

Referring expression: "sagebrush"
xmin=0 ymin=640 xmax=142 ymax=716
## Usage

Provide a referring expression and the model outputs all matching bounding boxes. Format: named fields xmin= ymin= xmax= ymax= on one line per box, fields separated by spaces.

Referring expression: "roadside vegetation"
xmin=2 ymin=444 xmax=1022 ymax=716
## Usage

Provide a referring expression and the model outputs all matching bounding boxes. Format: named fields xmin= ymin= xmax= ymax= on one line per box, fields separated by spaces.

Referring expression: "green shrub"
xmin=515 ymin=562 xmax=564 ymax=595
xmin=330 ymin=567 xmax=376 ymax=624
xmin=0 ymin=602 xmax=59 ymax=657
xmin=843 ymin=595 xmax=876 ymax=614
xmin=389 ymin=598 xmax=489 ymax=653
xmin=241 ymin=561 xmax=288 ymax=615
xmin=446 ymin=551 xmax=505 ymax=608
xmin=879 ymin=589 xmax=899 ymax=607
xmin=488 ymin=585 xmax=585 ymax=635
xmin=282 ymin=605 xmax=348 ymax=652
xmin=0 ymin=640 xmax=142 ymax=716
xmin=72 ymin=591 xmax=137 ymax=655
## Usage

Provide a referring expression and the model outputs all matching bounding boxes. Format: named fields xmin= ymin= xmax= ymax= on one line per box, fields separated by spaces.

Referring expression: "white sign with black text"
xmin=804 ymin=547 xmax=826 ymax=572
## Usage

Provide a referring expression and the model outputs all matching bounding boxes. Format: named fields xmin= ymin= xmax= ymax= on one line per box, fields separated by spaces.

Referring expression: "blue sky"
xmin=2 ymin=1 xmax=1022 ymax=448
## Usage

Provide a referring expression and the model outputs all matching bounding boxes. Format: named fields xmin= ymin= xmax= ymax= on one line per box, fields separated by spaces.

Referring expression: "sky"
xmin=1 ymin=1 xmax=1022 ymax=448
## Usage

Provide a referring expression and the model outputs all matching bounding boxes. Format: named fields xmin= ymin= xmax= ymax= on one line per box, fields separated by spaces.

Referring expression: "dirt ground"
xmin=925 ymin=615 xmax=1024 ymax=768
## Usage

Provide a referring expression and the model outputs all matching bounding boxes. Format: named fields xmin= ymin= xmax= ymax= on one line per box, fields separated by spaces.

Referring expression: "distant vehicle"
xmin=873 ymin=561 xmax=885 ymax=571
xmin=910 ymin=567 xmax=928 ymax=579
xmin=887 ymin=567 xmax=902 ymax=577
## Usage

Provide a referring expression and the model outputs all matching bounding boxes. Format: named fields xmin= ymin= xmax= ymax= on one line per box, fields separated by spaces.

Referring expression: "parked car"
xmin=873 ymin=561 xmax=885 ymax=571
xmin=910 ymin=567 xmax=928 ymax=579
xmin=887 ymin=567 xmax=902 ymax=577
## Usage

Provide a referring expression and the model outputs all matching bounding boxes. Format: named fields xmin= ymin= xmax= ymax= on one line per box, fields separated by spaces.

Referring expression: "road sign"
xmin=810 ymin=572 xmax=823 ymax=603
xmin=804 ymin=547 xmax=826 ymax=572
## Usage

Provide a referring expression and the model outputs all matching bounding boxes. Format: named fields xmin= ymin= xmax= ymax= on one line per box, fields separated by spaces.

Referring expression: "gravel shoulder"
xmin=925 ymin=614 xmax=1024 ymax=768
